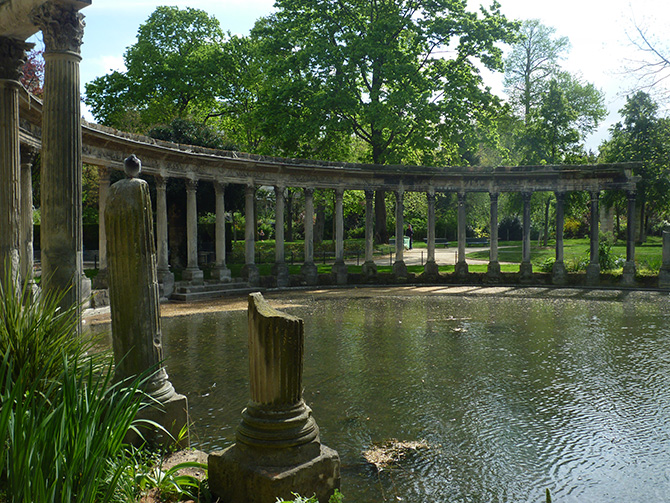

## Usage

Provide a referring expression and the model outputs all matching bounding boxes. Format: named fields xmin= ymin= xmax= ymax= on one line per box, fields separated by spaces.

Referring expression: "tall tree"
xmin=84 ymin=6 xmax=230 ymax=131
xmin=253 ymin=0 xmax=517 ymax=242
xmin=599 ymin=91 xmax=670 ymax=242
xmin=625 ymin=17 xmax=670 ymax=102
xmin=504 ymin=19 xmax=570 ymax=123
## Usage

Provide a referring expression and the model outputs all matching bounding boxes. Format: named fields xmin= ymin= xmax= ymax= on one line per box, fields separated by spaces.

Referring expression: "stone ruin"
xmin=105 ymin=154 xmax=189 ymax=447
xmin=209 ymin=292 xmax=340 ymax=503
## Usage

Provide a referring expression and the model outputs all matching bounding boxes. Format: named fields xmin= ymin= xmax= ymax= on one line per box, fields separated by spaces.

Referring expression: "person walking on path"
xmin=406 ymin=223 xmax=414 ymax=250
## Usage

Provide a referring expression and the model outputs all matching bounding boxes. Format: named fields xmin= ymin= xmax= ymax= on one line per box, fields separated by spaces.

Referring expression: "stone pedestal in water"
xmin=105 ymin=155 xmax=188 ymax=447
xmin=209 ymin=293 xmax=340 ymax=503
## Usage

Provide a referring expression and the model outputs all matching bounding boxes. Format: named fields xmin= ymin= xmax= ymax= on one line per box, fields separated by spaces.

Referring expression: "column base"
xmin=211 ymin=265 xmax=232 ymax=282
xmin=455 ymin=261 xmax=469 ymax=278
xmin=586 ymin=263 xmax=600 ymax=285
xmin=92 ymin=267 xmax=108 ymax=289
xmin=622 ymin=261 xmax=637 ymax=286
xmin=157 ymin=268 xmax=175 ymax=299
xmin=552 ymin=261 xmax=567 ymax=285
xmin=241 ymin=264 xmax=260 ymax=286
xmin=486 ymin=261 xmax=501 ymax=282
xmin=519 ymin=261 xmax=533 ymax=282
xmin=331 ymin=260 xmax=348 ymax=285
xmin=658 ymin=267 xmax=670 ymax=289
xmin=273 ymin=262 xmax=290 ymax=288
xmin=393 ymin=260 xmax=408 ymax=279
xmin=423 ymin=260 xmax=439 ymax=278
xmin=301 ymin=262 xmax=318 ymax=286
xmin=182 ymin=266 xmax=204 ymax=285
xmin=361 ymin=260 xmax=377 ymax=277
xmin=209 ymin=443 xmax=340 ymax=503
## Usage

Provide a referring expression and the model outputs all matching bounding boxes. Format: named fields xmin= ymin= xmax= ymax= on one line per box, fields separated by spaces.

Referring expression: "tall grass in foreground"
xmin=0 ymin=273 xmax=147 ymax=503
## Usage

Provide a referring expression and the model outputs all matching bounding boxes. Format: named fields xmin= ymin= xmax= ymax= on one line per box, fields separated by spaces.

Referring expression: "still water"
xmin=155 ymin=289 xmax=670 ymax=502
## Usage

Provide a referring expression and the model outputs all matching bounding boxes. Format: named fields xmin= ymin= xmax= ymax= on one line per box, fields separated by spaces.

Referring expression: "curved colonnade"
xmin=16 ymin=87 xmax=639 ymax=297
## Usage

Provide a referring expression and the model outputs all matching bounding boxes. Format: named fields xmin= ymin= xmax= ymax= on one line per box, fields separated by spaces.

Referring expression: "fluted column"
xmin=274 ymin=185 xmax=289 ymax=288
xmin=0 ymin=37 xmax=32 ymax=290
xmin=487 ymin=192 xmax=501 ymax=279
xmin=332 ymin=188 xmax=347 ymax=284
xmin=424 ymin=190 xmax=438 ymax=277
xmin=552 ymin=191 xmax=567 ymax=285
xmin=154 ymin=175 xmax=174 ymax=297
xmin=212 ymin=181 xmax=231 ymax=282
xmin=520 ymin=192 xmax=533 ymax=280
xmin=622 ymin=190 xmax=636 ymax=285
xmin=31 ymin=4 xmax=86 ymax=323
xmin=19 ymin=148 xmax=37 ymax=287
xmin=301 ymin=188 xmax=317 ymax=285
xmin=393 ymin=189 xmax=407 ymax=278
xmin=183 ymin=178 xmax=203 ymax=284
xmin=455 ymin=191 xmax=468 ymax=277
xmin=362 ymin=189 xmax=377 ymax=277
xmin=242 ymin=184 xmax=259 ymax=284
xmin=586 ymin=190 xmax=600 ymax=285
xmin=93 ymin=165 xmax=110 ymax=288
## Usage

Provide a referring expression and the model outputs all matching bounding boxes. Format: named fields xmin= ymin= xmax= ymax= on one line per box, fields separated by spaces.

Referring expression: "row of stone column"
xmin=95 ymin=179 xmax=637 ymax=289
xmin=0 ymin=3 xmax=88 ymax=332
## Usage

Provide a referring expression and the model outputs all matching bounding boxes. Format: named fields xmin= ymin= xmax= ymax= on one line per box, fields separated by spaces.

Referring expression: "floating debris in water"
xmin=362 ymin=439 xmax=430 ymax=469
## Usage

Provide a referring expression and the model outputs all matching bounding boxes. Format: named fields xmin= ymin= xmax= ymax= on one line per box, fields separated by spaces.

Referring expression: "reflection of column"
xmin=622 ymin=190 xmax=636 ymax=285
xmin=455 ymin=192 xmax=468 ymax=277
xmin=393 ymin=190 xmax=407 ymax=278
xmin=301 ymin=188 xmax=317 ymax=285
xmin=212 ymin=181 xmax=231 ymax=282
xmin=424 ymin=190 xmax=438 ymax=277
xmin=332 ymin=188 xmax=347 ymax=284
xmin=487 ymin=192 xmax=500 ymax=279
xmin=520 ymin=192 xmax=533 ymax=280
xmin=552 ymin=191 xmax=567 ymax=285
xmin=0 ymin=37 xmax=32 ymax=290
xmin=93 ymin=166 xmax=110 ymax=288
xmin=183 ymin=178 xmax=203 ymax=283
xmin=274 ymin=185 xmax=289 ymax=287
xmin=242 ymin=184 xmax=259 ymax=284
xmin=32 ymin=4 xmax=86 ymax=322
xmin=586 ymin=190 xmax=600 ymax=284
xmin=362 ymin=189 xmax=377 ymax=277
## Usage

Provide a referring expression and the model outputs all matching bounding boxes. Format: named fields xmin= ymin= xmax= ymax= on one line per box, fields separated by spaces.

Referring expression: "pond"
xmin=111 ymin=288 xmax=670 ymax=502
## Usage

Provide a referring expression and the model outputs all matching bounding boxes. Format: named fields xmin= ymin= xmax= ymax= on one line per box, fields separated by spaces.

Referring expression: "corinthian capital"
xmin=31 ymin=2 xmax=85 ymax=54
xmin=0 ymin=37 xmax=34 ymax=81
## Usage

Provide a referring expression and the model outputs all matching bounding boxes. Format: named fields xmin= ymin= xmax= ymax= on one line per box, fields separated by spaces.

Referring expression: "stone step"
xmin=174 ymin=280 xmax=246 ymax=294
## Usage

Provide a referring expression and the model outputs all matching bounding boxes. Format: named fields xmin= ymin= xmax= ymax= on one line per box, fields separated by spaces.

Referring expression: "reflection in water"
xmin=112 ymin=294 xmax=670 ymax=502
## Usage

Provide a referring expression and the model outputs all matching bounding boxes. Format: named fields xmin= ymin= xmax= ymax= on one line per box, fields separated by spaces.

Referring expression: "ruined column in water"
xmin=208 ymin=292 xmax=340 ymax=503
xmin=105 ymin=154 xmax=188 ymax=446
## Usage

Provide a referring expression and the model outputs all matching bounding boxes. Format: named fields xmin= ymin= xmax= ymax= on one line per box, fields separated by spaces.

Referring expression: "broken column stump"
xmin=209 ymin=292 xmax=340 ymax=503
xmin=105 ymin=155 xmax=189 ymax=448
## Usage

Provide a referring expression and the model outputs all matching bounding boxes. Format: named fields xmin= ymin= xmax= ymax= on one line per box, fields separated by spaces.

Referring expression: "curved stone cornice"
xmin=30 ymin=2 xmax=85 ymax=55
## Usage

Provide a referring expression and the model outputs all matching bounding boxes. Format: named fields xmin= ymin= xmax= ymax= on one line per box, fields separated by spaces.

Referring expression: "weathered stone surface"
xmin=105 ymin=172 xmax=188 ymax=447
xmin=208 ymin=293 xmax=340 ymax=503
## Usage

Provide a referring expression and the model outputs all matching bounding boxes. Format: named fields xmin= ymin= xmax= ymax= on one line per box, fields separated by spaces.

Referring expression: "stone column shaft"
xmin=186 ymin=179 xmax=198 ymax=269
xmin=394 ymin=190 xmax=404 ymax=262
xmin=487 ymin=192 xmax=500 ymax=278
xmin=155 ymin=176 xmax=169 ymax=272
xmin=553 ymin=191 xmax=567 ymax=285
xmin=274 ymin=186 xmax=285 ymax=264
xmin=20 ymin=150 xmax=35 ymax=285
xmin=426 ymin=192 xmax=436 ymax=264
xmin=1 ymin=37 xmax=33 ymax=289
xmin=98 ymin=166 xmax=110 ymax=271
xmin=213 ymin=181 xmax=231 ymax=282
xmin=455 ymin=192 xmax=468 ymax=276
xmin=520 ymin=192 xmax=533 ymax=279
xmin=589 ymin=191 xmax=600 ymax=264
xmin=364 ymin=190 xmax=375 ymax=264
xmin=334 ymin=189 xmax=344 ymax=263
xmin=32 ymin=4 xmax=86 ymax=321
xmin=243 ymin=184 xmax=259 ymax=284
xmin=626 ymin=191 xmax=636 ymax=263
xmin=303 ymin=188 xmax=315 ymax=265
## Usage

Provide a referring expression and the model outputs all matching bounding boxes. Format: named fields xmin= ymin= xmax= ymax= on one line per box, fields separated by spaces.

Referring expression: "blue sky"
xmin=29 ymin=0 xmax=670 ymax=152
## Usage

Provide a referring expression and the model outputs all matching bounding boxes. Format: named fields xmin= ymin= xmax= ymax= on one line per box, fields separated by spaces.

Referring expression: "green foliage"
xmin=148 ymin=117 xmax=232 ymax=150
xmin=598 ymin=233 xmax=624 ymax=271
xmin=85 ymin=6 xmax=230 ymax=130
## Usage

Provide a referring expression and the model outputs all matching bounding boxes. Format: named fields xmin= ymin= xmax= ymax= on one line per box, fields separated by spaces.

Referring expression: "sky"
xmin=28 ymin=0 xmax=670 ymax=153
